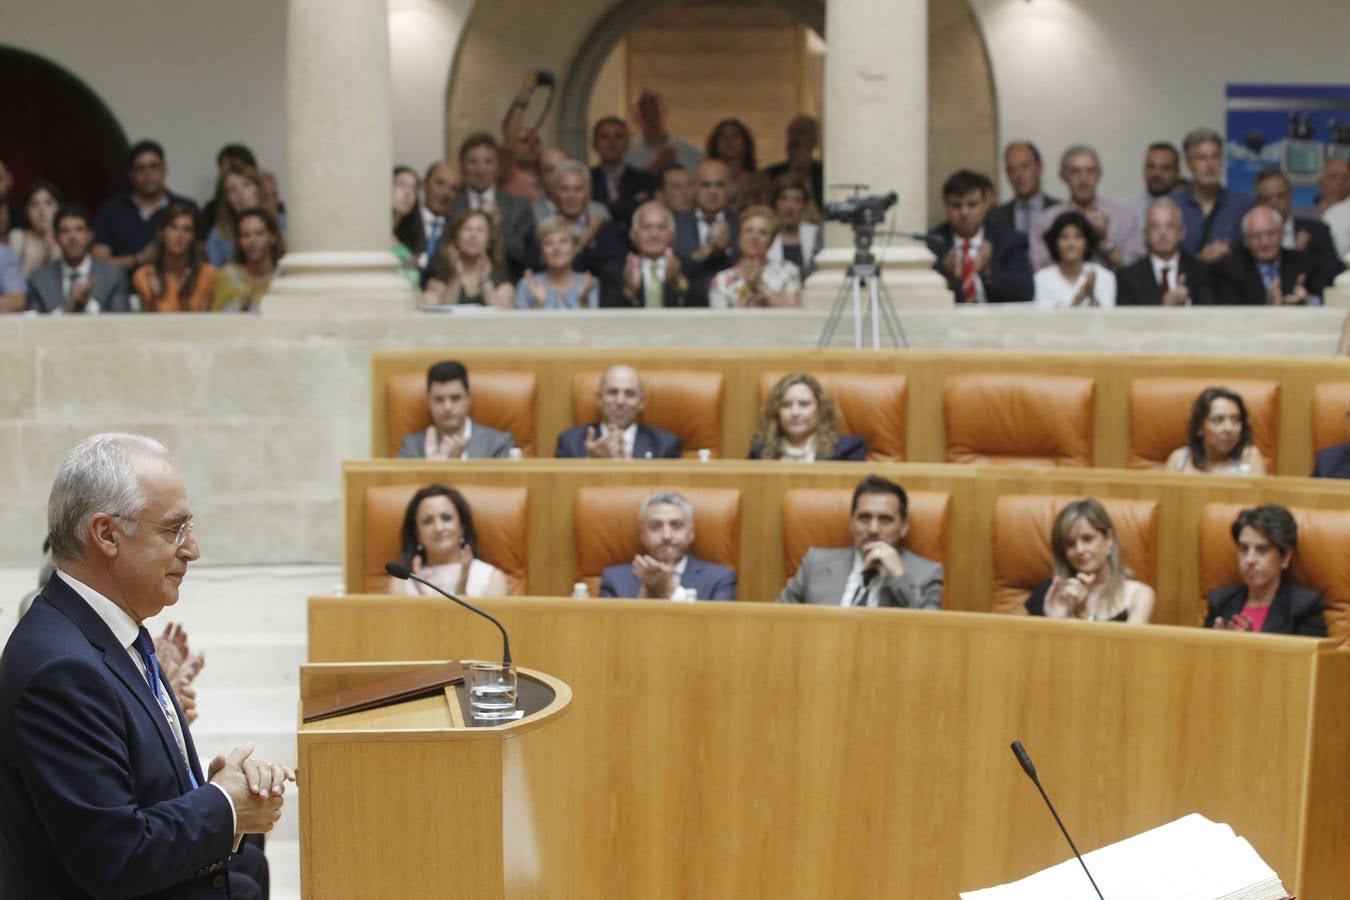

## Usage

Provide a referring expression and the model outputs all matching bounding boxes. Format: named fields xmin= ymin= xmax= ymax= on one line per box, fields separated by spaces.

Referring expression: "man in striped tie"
xmin=0 ymin=433 xmax=292 ymax=898
xmin=926 ymin=169 xmax=1034 ymax=304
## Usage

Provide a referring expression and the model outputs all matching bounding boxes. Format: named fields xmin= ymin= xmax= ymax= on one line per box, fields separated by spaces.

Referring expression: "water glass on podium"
xmin=467 ymin=661 xmax=518 ymax=720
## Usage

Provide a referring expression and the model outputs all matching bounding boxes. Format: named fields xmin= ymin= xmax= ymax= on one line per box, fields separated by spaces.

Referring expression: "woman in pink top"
xmin=1205 ymin=505 xmax=1325 ymax=636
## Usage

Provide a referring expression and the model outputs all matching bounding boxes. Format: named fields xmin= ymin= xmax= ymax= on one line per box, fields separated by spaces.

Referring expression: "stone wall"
xmin=2 ymin=307 xmax=1342 ymax=568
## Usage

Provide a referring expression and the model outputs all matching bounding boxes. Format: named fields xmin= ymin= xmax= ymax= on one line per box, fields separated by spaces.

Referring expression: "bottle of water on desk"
xmin=571 ymin=582 xmax=589 ymax=600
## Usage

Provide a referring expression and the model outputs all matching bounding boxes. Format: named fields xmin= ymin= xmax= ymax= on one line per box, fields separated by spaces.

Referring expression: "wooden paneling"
xmin=343 ymin=459 xmax=1350 ymax=628
xmin=371 ymin=348 xmax=1350 ymax=477
xmin=307 ymin=597 xmax=1350 ymax=898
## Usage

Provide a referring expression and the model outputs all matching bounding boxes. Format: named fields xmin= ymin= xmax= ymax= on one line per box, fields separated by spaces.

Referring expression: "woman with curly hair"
xmin=1165 ymin=386 xmax=1267 ymax=475
xmin=420 ymin=209 xmax=514 ymax=308
xmin=748 ymin=373 xmax=866 ymax=461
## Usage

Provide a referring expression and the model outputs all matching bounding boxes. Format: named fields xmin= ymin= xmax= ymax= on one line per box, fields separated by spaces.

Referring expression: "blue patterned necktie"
xmin=135 ymin=627 xmax=199 ymax=788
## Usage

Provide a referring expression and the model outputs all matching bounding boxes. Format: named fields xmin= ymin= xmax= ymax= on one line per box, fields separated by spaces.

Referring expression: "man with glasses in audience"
xmin=1253 ymin=168 xmax=1344 ymax=290
xmin=92 ymin=140 xmax=199 ymax=272
xmin=1029 ymin=144 xmax=1143 ymax=271
xmin=600 ymin=490 xmax=737 ymax=601
xmin=1117 ymin=198 xmax=1214 ymax=306
xmin=1213 ymin=205 xmax=1323 ymax=304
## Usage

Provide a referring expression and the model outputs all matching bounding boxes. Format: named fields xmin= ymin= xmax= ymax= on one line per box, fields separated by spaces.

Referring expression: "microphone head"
xmin=385 ymin=561 xmax=413 ymax=580
xmin=1010 ymin=740 xmax=1038 ymax=783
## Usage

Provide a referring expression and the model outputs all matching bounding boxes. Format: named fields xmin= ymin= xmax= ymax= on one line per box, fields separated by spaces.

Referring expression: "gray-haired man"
xmin=599 ymin=489 xmax=737 ymax=601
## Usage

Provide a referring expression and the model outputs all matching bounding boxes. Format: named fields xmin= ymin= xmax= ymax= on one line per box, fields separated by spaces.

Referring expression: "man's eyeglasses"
xmin=110 ymin=514 xmax=194 ymax=547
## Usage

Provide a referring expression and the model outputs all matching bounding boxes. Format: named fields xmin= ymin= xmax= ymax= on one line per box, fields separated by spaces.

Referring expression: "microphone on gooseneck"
xmin=385 ymin=562 xmax=512 ymax=669
xmin=1009 ymin=740 xmax=1106 ymax=900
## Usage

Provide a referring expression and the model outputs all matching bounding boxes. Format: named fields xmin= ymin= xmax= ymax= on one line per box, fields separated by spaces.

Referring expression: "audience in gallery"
xmin=398 ymin=360 xmax=515 ymax=460
xmin=204 ymin=163 xmax=284 ymax=269
xmin=926 ymin=168 xmax=1033 ymax=303
xmin=624 ymin=89 xmax=704 ymax=175
xmin=1025 ymin=499 xmax=1155 ymax=623
xmin=1312 ymin=404 xmax=1350 ymax=478
xmin=1166 ymin=386 xmax=1267 ymax=476
xmin=1252 ymin=169 xmax=1345 ymax=290
xmin=673 ymin=159 xmax=739 ymax=307
xmin=25 ymin=204 xmax=130 ymax=314
xmin=1174 ymin=128 xmax=1252 ymax=263
xmin=777 ymin=474 xmax=943 ymax=609
xmin=599 ymin=489 xmax=738 ymax=601
xmin=517 ymin=217 xmax=599 ymax=309
xmin=1206 ymin=505 xmax=1325 ymax=636
xmin=390 ymin=484 xmax=510 ymax=598
xmin=589 ymin=116 xmax=656 ymax=231
xmin=1125 ymin=141 xmax=1184 ymax=224
xmin=763 ymin=115 xmax=824 ymax=216
xmin=1032 ymin=210 xmax=1117 ymax=308
xmin=1212 ymin=206 xmax=1324 ymax=305
xmin=708 ymin=205 xmax=801 ymax=309
xmin=555 ymin=364 xmax=681 ymax=459
xmin=607 ymin=200 xmax=689 ymax=308
xmin=211 ymin=207 xmax=283 ymax=313
xmin=705 ymin=117 xmax=769 ymax=212
xmin=132 ymin=201 xmax=215 ymax=313
xmin=450 ymin=132 xmax=536 ymax=280
xmin=93 ymin=140 xmax=199 ymax=273
xmin=655 ymin=163 xmax=694 ymax=214
xmin=1029 ymin=144 xmax=1144 ymax=272
xmin=8 ymin=179 xmax=61 ymax=278
xmin=989 ymin=140 xmax=1060 ymax=236
xmin=750 ymin=373 xmax=866 ymax=461
xmin=1116 ymin=198 xmax=1214 ymax=306
xmin=419 ymin=210 xmax=515 ymax=309
xmin=766 ymin=173 xmax=821 ymax=278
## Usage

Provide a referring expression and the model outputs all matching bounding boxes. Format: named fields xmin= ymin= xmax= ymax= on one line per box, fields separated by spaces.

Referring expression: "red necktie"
xmin=1159 ymin=265 xmax=1170 ymax=294
xmin=960 ymin=240 xmax=977 ymax=302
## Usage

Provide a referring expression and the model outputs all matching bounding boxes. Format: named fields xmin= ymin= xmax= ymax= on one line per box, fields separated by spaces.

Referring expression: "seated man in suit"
xmin=555 ymin=364 xmax=681 ymax=459
xmin=1117 ymin=198 xmax=1215 ymax=305
xmin=397 ymin=359 xmax=514 ymax=459
xmin=1213 ymin=205 xmax=1325 ymax=304
xmin=1313 ymin=405 xmax=1350 ymax=478
xmin=673 ymin=159 xmax=739 ymax=306
xmin=777 ymin=474 xmax=943 ymax=609
xmin=590 ymin=117 xmax=655 ymax=231
xmin=989 ymin=141 xmax=1060 ymax=236
xmin=926 ymin=169 xmax=1033 ymax=303
xmin=0 ymin=433 xmax=291 ymax=897
xmin=1253 ymin=168 xmax=1345 ymax=291
xmin=27 ymin=204 xmax=131 ymax=314
xmin=600 ymin=489 xmax=737 ymax=601
xmin=451 ymin=132 xmax=535 ymax=279
xmin=601 ymin=200 xmax=689 ymax=308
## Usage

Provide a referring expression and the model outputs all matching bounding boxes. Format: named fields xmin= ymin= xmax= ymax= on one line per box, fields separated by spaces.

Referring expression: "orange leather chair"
xmin=755 ymin=372 xmax=908 ymax=461
xmin=944 ymin=373 xmax=1094 ymax=466
xmin=385 ymin=369 xmax=538 ymax=456
xmin=780 ymin=488 xmax=950 ymax=604
xmin=1127 ymin=377 xmax=1278 ymax=470
xmin=991 ymin=494 xmax=1159 ymax=615
xmin=362 ymin=484 xmax=528 ymax=595
xmin=1198 ymin=502 xmax=1348 ymax=641
xmin=571 ymin=370 xmax=723 ymax=458
xmin=573 ymin=486 xmax=740 ymax=596
xmin=1310 ymin=382 xmax=1350 ymax=458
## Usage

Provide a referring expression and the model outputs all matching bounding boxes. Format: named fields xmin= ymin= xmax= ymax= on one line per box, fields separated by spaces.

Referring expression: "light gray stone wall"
xmin=3 ymin=307 xmax=1342 ymax=567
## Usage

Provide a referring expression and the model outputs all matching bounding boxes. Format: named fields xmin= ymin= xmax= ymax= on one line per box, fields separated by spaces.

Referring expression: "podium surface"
xmin=297 ymin=661 xmax=571 ymax=899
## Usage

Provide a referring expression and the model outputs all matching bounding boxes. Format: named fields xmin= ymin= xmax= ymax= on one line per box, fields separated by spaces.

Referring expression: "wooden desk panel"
xmin=307 ymin=596 xmax=1350 ymax=898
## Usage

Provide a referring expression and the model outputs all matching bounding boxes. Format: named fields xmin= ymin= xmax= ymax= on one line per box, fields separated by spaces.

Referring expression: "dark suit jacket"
xmin=1293 ymin=216 xmax=1346 ymax=291
xmin=597 ymin=256 xmax=691 ymax=308
xmin=988 ymin=193 xmax=1062 ymax=233
xmin=0 ymin=574 xmax=236 ymax=898
xmin=1213 ymin=248 xmax=1325 ymax=304
xmin=590 ymin=165 xmax=655 ymax=231
xmin=1115 ymin=253 xmax=1215 ymax=306
xmin=393 ymin=205 xmax=435 ymax=257
xmin=673 ymin=209 xmax=739 ymax=307
xmin=1204 ymin=580 xmax=1326 ymax=636
xmin=449 ymin=192 xmax=536 ymax=278
xmin=26 ymin=258 xmax=131 ymax=313
xmin=599 ymin=553 xmax=737 ymax=600
xmin=554 ymin=422 xmax=682 ymax=459
xmin=1313 ymin=442 xmax=1350 ymax=478
xmin=924 ymin=221 xmax=1033 ymax=302
xmin=748 ymin=433 xmax=867 ymax=460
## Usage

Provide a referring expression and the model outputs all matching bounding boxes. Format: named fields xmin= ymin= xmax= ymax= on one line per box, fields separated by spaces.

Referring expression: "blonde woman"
xmin=749 ymin=373 xmax=866 ymax=461
xmin=1026 ymin=499 xmax=1154 ymax=623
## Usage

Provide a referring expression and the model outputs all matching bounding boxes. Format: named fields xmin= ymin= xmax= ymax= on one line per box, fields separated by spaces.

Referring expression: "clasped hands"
xmin=859 ymin=541 xmax=904 ymax=581
xmin=632 ymin=553 xmax=679 ymax=599
xmin=209 ymin=742 xmax=295 ymax=835
xmin=584 ymin=426 xmax=627 ymax=458
xmin=1045 ymin=572 xmax=1096 ymax=619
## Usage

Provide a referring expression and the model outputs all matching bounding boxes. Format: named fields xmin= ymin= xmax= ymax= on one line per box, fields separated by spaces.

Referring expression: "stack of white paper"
xmin=961 ymin=814 xmax=1289 ymax=900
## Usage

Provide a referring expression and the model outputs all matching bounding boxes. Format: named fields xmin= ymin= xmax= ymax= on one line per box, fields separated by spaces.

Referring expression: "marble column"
xmin=802 ymin=0 xmax=951 ymax=313
xmin=263 ymin=0 xmax=414 ymax=316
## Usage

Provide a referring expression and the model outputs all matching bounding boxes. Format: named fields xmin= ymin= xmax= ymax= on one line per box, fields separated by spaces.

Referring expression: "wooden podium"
xmin=296 ymin=661 xmax=572 ymax=899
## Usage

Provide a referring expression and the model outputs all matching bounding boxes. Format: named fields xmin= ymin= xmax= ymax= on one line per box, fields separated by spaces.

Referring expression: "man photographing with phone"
xmin=777 ymin=474 xmax=943 ymax=609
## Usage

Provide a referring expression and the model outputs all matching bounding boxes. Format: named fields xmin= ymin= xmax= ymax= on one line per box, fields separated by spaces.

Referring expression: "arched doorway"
xmin=0 ymin=47 xmax=128 ymax=215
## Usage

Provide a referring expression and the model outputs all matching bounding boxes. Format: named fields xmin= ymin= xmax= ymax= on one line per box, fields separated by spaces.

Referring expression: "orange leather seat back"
xmin=363 ymin=484 xmax=528 ymax=594
xmin=572 ymin=370 xmax=724 ymax=458
xmin=1127 ymin=377 xmax=1278 ymax=470
xmin=573 ymin=486 xmax=740 ymax=596
xmin=386 ymin=370 xmax=538 ymax=456
xmin=1198 ymin=502 xmax=1348 ymax=641
xmin=780 ymin=487 xmax=950 ymax=602
xmin=991 ymin=494 xmax=1159 ymax=614
xmin=943 ymin=373 xmax=1094 ymax=466
xmin=1311 ymin=382 xmax=1350 ymax=457
xmin=756 ymin=372 xmax=908 ymax=460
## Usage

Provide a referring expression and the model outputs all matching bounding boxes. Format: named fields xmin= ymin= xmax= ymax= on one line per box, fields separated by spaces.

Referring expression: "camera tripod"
xmin=817 ymin=228 xmax=908 ymax=349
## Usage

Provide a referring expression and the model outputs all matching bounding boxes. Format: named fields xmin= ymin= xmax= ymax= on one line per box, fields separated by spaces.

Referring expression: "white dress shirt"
xmin=1149 ymin=254 xmax=1187 ymax=305
xmin=55 ymin=255 xmax=99 ymax=315
xmin=696 ymin=209 xmax=726 ymax=247
xmin=839 ymin=551 xmax=881 ymax=607
xmin=468 ymin=187 xmax=498 ymax=213
xmin=599 ymin=422 xmax=639 ymax=458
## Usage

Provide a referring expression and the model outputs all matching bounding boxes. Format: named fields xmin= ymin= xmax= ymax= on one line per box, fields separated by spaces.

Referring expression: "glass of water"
xmin=467 ymin=661 xmax=518 ymax=721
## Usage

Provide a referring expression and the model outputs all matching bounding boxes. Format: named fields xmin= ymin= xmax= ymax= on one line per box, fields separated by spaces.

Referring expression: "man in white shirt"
xmin=553 ymin=364 xmax=681 ymax=459
xmin=925 ymin=170 xmax=1033 ymax=303
xmin=26 ymin=204 xmax=131 ymax=314
xmin=0 ymin=433 xmax=291 ymax=897
xmin=599 ymin=490 xmax=738 ymax=601
xmin=396 ymin=360 xmax=515 ymax=459
xmin=777 ymin=474 xmax=943 ymax=609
